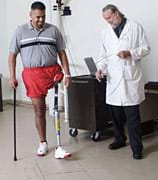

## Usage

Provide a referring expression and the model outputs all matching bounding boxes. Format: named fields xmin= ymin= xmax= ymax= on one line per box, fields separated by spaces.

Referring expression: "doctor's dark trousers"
xmin=109 ymin=105 xmax=143 ymax=153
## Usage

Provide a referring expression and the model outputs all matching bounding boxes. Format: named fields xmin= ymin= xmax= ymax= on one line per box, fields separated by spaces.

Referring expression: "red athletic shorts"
xmin=22 ymin=64 xmax=63 ymax=98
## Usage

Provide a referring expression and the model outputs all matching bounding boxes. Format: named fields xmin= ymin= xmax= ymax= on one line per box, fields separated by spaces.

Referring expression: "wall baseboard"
xmin=3 ymin=100 xmax=64 ymax=111
xmin=3 ymin=99 xmax=33 ymax=108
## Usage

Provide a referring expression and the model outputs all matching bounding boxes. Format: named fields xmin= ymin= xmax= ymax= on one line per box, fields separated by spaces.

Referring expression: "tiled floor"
xmin=0 ymin=104 xmax=158 ymax=180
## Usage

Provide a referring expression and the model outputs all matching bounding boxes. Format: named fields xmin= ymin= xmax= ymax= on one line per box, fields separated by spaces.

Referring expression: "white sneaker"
xmin=37 ymin=142 xmax=48 ymax=156
xmin=55 ymin=146 xmax=71 ymax=159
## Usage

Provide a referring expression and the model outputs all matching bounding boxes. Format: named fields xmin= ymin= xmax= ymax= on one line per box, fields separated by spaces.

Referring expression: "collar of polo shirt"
xmin=28 ymin=21 xmax=46 ymax=31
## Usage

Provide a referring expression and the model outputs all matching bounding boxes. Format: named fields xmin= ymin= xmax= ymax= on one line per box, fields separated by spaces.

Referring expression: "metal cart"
xmin=68 ymin=75 xmax=112 ymax=141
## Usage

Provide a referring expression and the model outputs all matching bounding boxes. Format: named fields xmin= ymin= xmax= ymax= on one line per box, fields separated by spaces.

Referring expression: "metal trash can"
xmin=140 ymin=82 xmax=158 ymax=135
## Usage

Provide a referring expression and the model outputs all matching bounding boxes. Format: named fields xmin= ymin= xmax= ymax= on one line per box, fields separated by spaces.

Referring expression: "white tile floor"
xmin=0 ymin=104 xmax=158 ymax=180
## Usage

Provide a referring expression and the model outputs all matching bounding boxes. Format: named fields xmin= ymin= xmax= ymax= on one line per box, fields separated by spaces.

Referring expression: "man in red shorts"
xmin=8 ymin=1 xmax=71 ymax=158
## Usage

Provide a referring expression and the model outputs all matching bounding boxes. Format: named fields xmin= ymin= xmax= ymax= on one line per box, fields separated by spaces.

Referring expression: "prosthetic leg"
xmin=53 ymin=83 xmax=61 ymax=147
xmin=52 ymin=74 xmax=71 ymax=159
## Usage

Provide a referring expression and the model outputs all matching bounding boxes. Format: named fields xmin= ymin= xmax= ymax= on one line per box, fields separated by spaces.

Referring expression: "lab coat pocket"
xmin=124 ymin=64 xmax=138 ymax=80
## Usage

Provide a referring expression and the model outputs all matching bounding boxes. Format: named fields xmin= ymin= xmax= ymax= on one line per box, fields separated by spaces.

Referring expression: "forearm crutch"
xmin=13 ymin=88 xmax=17 ymax=161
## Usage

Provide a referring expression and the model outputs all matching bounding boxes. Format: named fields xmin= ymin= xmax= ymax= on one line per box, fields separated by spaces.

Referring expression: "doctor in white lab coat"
xmin=96 ymin=4 xmax=150 ymax=159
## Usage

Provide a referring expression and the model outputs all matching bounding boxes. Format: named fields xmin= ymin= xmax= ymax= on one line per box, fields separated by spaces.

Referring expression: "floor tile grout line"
xmin=34 ymin=158 xmax=46 ymax=180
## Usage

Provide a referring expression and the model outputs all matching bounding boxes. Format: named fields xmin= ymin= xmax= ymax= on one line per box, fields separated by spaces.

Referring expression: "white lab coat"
xmin=97 ymin=19 xmax=150 ymax=106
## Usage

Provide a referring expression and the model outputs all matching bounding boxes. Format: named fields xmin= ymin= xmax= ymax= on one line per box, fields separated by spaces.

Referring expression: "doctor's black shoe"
xmin=133 ymin=152 xmax=143 ymax=160
xmin=108 ymin=141 xmax=126 ymax=150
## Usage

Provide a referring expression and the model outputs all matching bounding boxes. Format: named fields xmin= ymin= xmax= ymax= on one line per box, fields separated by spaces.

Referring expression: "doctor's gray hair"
xmin=102 ymin=4 xmax=124 ymax=18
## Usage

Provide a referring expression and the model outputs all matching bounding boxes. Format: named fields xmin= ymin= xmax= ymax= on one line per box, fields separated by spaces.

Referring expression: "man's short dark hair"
xmin=31 ymin=1 xmax=46 ymax=10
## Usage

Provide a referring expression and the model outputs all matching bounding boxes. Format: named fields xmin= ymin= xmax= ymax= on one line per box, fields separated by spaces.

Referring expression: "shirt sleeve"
xmin=129 ymin=23 xmax=151 ymax=60
xmin=96 ymin=31 xmax=108 ymax=72
xmin=9 ymin=26 xmax=21 ymax=55
xmin=55 ymin=27 xmax=66 ymax=52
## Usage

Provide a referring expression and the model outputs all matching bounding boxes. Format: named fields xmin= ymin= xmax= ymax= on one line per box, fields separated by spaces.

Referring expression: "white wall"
xmin=0 ymin=0 xmax=9 ymax=100
xmin=63 ymin=0 xmax=158 ymax=82
xmin=1 ymin=0 xmax=158 ymax=101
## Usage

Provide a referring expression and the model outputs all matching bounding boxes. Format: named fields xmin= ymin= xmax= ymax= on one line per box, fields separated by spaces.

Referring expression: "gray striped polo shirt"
xmin=9 ymin=22 xmax=66 ymax=67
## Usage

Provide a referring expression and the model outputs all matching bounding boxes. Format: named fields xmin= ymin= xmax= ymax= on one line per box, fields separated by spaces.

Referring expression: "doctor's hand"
xmin=95 ymin=70 xmax=104 ymax=82
xmin=117 ymin=50 xmax=131 ymax=59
